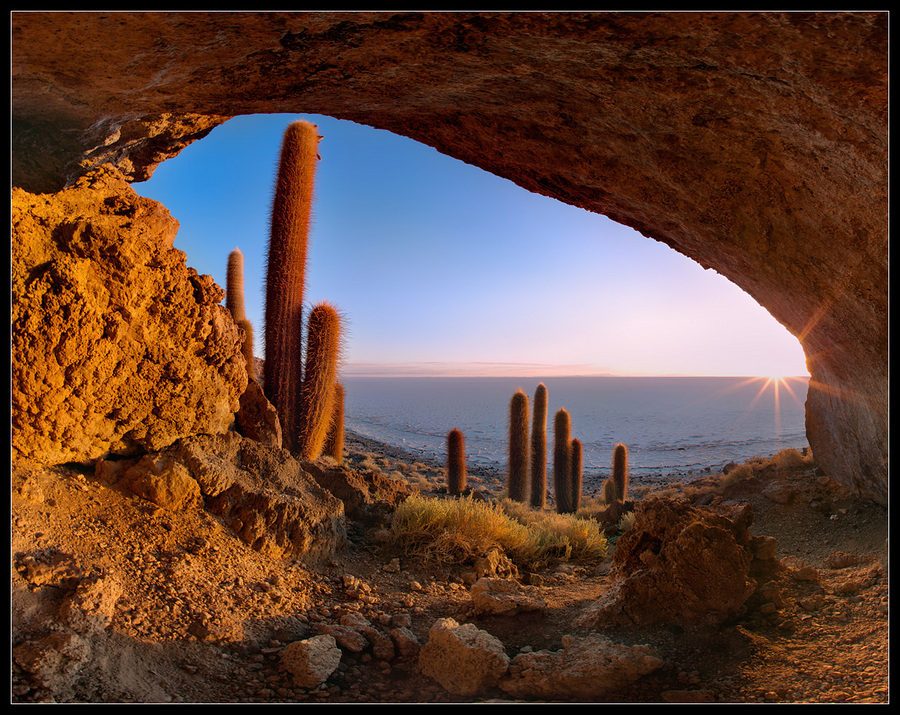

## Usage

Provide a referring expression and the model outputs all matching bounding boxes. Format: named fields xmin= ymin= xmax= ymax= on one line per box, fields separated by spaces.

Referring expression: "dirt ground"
xmin=10 ymin=433 xmax=889 ymax=704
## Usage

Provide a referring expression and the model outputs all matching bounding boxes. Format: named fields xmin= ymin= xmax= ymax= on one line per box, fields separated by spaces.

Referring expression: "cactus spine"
xmin=530 ymin=383 xmax=548 ymax=509
xmin=570 ymin=438 xmax=583 ymax=513
xmin=508 ymin=388 xmax=530 ymax=502
xmin=553 ymin=408 xmax=573 ymax=513
xmin=264 ymin=120 xmax=321 ymax=451
xmin=447 ymin=428 xmax=467 ymax=496
xmin=324 ymin=382 xmax=345 ymax=464
xmin=612 ymin=442 xmax=629 ymax=502
xmin=296 ymin=302 xmax=342 ymax=460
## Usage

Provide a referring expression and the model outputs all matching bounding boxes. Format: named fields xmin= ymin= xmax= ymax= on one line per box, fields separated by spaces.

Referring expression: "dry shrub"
xmin=390 ymin=494 xmax=607 ymax=568
xmin=722 ymin=462 xmax=755 ymax=486
xmin=772 ymin=447 xmax=813 ymax=470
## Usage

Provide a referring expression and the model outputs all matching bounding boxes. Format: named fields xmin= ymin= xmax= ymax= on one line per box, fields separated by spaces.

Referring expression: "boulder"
xmin=578 ymin=498 xmax=760 ymax=628
xmin=303 ymin=461 xmax=412 ymax=525
xmin=168 ymin=432 xmax=347 ymax=561
xmin=280 ymin=635 xmax=342 ymax=689
xmin=469 ymin=577 xmax=546 ymax=617
xmin=235 ymin=378 xmax=283 ymax=449
xmin=10 ymin=166 xmax=247 ymax=466
xmin=418 ymin=617 xmax=510 ymax=696
xmin=499 ymin=633 xmax=664 ymax=701
xmin=118 ymin=454 xmax=202 ymax=511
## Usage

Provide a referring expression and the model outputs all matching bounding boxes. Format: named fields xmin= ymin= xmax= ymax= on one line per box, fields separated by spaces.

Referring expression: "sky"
xmin=133 ymin=113 xmax=810 ymax=379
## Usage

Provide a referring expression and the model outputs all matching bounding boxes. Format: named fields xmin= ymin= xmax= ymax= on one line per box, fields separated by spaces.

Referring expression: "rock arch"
xmin=11 ymin=12 xmax=888 ymax=502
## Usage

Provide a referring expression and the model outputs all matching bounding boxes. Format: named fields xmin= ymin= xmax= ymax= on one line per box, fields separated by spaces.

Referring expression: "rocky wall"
xmin=11 ymin=167 xmax=248 ymax=464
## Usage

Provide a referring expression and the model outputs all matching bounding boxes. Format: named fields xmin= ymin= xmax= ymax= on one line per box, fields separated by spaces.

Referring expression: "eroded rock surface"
xmin=10 ymin=12 xmax=888 ymax=501
xmin=11 ymin=166 xmax=248 ymax=465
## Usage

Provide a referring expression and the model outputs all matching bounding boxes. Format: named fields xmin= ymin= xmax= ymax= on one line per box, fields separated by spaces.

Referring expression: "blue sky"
xmin=133 ymin=113 xmax=809 ymax=378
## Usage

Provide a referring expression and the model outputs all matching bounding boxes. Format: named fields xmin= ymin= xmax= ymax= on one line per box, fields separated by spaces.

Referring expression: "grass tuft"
xmin=389 ymin=494 xmax=607 ymax=569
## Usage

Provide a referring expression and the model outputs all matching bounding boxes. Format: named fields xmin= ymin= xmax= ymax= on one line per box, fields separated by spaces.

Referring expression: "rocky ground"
xmin=10 ymin=431 xmax=889 ymax=704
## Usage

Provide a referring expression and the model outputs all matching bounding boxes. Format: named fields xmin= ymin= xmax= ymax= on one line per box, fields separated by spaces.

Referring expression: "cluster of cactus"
xmin=241 ymin=119 xmax=345 ymax=460
xmin=447 ymin=428 xmax=467 ymax=495
xmin=503 ymin=383 xmax=550 ymax=507
xmin=501 ymin=383 xmax=582 ymax=514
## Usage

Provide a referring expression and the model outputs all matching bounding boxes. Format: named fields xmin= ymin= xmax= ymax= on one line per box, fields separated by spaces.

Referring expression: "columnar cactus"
xmin=602 ymin=477 xmax=618 ymax=506
xmin=612 ymin=442 xmax=629 ymax=502
xmin=227 ymin=247 xmax=255 ymax=379
xmin=530 ymin=382 xmax=548 ymax=509
xmin=447 ymin=428 xmax=467 ymax=496
xmin=324 ymin=382 xmax=345 ymax=464
xmin=238 ymin=318 xmax=256 ymax=381
xmin=296 ymin=302 xmax=342 ymax=460
xmin=264 ymin=120 xmax=321 ymax=451
xmin=508 ymin=388 xmax=530 ymax=502
xmin=570 ymin=437 xmax=583 ymax=513
xmin=553 ymin=408 xmax=573 ymax=513
xmin=226 ymin=247 xmax=247 ymax=323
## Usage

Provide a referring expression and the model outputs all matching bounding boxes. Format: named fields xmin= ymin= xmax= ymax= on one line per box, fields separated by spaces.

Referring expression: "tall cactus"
xmin=447 ymin=428 xmax=467 ymax=496
xmin=324 ymin=382 xmax=345 ymax=464
xmin=553 ymin=408 xmax=573 ymax=513
xmin=508 ymin=388 xmax=530 ymax=502
xmin=570 ymin=437 xmax=583 ymax=513
xmin=612 ymin=442 xmax=629 ymax=502
xmin=296 ymin=302 xmax=342 ymax=460
xmin=264 ymin=120 xmax=321 ymax=451
xmin=530 ymin=382 xmax=548 ymax=509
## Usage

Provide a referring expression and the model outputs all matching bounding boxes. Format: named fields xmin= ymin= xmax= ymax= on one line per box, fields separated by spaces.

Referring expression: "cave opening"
xmin=132 ymin=112 xmax=811 ymax=481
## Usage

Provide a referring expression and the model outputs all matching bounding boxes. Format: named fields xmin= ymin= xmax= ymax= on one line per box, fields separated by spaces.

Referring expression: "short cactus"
xmin=553 ymin=408 xmax=573 ymax=513
xmin=295 ymin=302 xmax=342 ymax=460
xmin=612 ymin=442 xmax=629 ymax=502
xmin=570 ymin=437 xmax=583 ymax=513
xmin=324 ymin=382 xmax=345 ymax=464
xmin=226 ymin=247 xmax=255 ymax=379
xmin=447 ymin=428 xmax=467 ymax=496
xmin=602 ymin=477 xmax=618 ymax=506
xmin=530 ymin=382 xmax=548 ymax=509
xmin=507 ymin=388 xmax=530 ymax=502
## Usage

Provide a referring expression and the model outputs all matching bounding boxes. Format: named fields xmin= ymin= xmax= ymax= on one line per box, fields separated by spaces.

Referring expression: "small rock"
xmin=280 ymin=635 xmax=342 ymax=689
xmin=418 ymin=617 xmax=509 ymax=696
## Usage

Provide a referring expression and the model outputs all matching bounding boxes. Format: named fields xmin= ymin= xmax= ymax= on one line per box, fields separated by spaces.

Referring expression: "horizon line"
xmin=339 ymin=361 xmax=811 ymax=379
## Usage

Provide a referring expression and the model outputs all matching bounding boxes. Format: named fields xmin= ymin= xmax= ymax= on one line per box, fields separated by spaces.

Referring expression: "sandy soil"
xmin=10 ymin=431 xmax=889 ymax=704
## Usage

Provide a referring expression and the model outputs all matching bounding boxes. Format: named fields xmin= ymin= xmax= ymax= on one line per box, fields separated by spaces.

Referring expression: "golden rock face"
xmin=10 ymin=166 xmax=248 ymax=464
